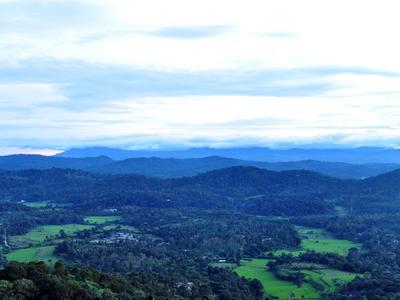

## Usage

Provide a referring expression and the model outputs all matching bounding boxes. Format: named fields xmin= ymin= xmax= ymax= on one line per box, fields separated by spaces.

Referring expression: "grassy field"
xmin=270 ymin=226 xmax=361 ymax=257
xmin=302 ymin=267 xmax=358 ymax=293
xmin=235 ymin=259 xmax=320 ymax=299
xmin=10 ymin=224 xmax=94 ymax=246
xmin=298 ymin=226 xmax=361 ymax=256
xmin=23 ymin=201 xmax=49 ymax=208
xmin=237 ymin=227 xmax=362 ymax=298
xmin=234 ymin=259 xmax=359 ymax=299
xmin=6 ymin=245 xmax=58 ymax=263
xmin=84 ymin=216 xmax=122 ymax=224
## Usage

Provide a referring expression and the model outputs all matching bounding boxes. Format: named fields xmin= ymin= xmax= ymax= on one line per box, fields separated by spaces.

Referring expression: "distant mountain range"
xmin=58 ymin=146 xmax=400 ymax=164
xmin=0 ymin=154 xmax=399 ymax=179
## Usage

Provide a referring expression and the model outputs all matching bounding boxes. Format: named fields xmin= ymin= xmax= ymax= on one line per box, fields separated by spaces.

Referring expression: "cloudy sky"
xmin=1 ymin=0 xmax=400 ymax=154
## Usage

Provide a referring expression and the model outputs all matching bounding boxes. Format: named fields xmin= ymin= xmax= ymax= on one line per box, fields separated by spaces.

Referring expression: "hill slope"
xmin=0 ymin=166 xmax=343 ymax=216
xmin=0 ymin=154 xmax=398 ymax=179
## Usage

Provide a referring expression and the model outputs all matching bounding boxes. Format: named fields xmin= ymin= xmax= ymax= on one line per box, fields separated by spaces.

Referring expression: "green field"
xmin=10 ymin=224 xmax=94 ymax=246
xmin=234 ymin=259 xmax=359 ymax=299
xmin=298 ymin=226 xmax=361 ymax=256
xmin=236 ymin=227 xmax=362 ymax=298
xmin=23 ymin=201 xmax=49 ymax=208
xmin=271 ymin=226 xmax=361 ymax=257
xmin=84 ymin=216 xmax=122 ymax=224
xmin=6 ymin=245 xmax=58 ymax=263
xmin=235 ymin=259 xmax=319 ymax=299
xmin=302 ymin=267 xmax=358 ymax=293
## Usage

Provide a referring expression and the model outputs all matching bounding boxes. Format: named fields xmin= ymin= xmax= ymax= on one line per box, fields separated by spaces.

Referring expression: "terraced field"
xmin=302 ymin=267 xmax=358 ymax=293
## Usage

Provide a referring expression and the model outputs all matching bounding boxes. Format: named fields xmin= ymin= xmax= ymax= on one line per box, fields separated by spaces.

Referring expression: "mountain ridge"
xmin=57 ymin=146 xmax=400 ymax=164
xmin=0 ymin=154 xmax=398 ymax=179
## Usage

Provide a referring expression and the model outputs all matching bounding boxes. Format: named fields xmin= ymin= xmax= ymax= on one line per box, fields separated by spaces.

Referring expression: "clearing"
xmin=10 ymin=224 xmax=94 ymax=247
xmin=6 ymin=245 xmax=58 ymax=263
xmin=235 ymin=259 xmax=319 ymax=299
xmin=84 ymin=216 xmax=122 ymax=224
xmin=271 ymin=226 xmax=361 ymax=257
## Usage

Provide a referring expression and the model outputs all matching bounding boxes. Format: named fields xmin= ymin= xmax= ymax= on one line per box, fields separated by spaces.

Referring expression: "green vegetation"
xmin=6 ymin=245 xmax=57 ymax=263
xmin=334 ymin=205 xmax=346 ymax=216
xmin=10 ymin=224 xmax=94 ymax=247
xmin=235 ymin=259 xmax=319 ymax=299
xmin=6 ymin=166 xmax=400 ymax=299
xmin=237 ymin=227 xmax=362 ymax=299
xmin=270 ymin=226 xmax=361 ymax=257
xmin=302 ymin=267 xmax=358 ymax=293
xmin=0 ymin=261 xmax=150 ymax=299
xmin=84 ymin=215 xmax=122 ymax=224
xmin=298 ymin=226 xmax=361 ymax=256
xmin=210 ymin=262 xmax=238 ymax=269
xmin=103 ymin=224 xmax=139 ymax=231
xmin=235 ymin=259 xmax=359 ymax=299
xmin=23 ymin=201 xmax=49 ymax=208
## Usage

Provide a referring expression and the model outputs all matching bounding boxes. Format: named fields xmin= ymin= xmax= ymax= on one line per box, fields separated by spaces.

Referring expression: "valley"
xmin=1 ymin=165 xmax=400 ymax=299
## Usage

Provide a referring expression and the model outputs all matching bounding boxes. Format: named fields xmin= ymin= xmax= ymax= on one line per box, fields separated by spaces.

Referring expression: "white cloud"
xmin=1 ymin=92 xmax=400 ymax=148
xmin=1 ymin=0 xmax=400 ymax=150
xmin=0 ymin=83 xmax=67 ymax=106
xmin=0 ymin=147 xmax=61 ymax=156
xmin=1 ymin=0 xmax=400 ymax=71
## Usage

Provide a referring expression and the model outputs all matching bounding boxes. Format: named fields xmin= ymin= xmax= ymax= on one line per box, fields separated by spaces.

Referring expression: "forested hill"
xmin=0 ymin=166 xmax=341 ymax=216
xmin=0 ymin=261 xmax=153 ymax=299
xmin=2 ymin=165 xmax=400 ymax=215
xmin=0 ymin=154 xmax=398 ymax=179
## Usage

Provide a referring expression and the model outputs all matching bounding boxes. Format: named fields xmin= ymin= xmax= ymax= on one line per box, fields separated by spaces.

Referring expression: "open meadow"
xmin=270 ymin=226 xmax=361 ymax=257
xmin=235 ymin=259 xmax=320 ymax=299
xmin=6 ymin=245 xmax=57 ymax=263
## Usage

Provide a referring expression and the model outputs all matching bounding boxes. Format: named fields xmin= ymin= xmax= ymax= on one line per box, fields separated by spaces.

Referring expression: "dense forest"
xmin=2 ymin=164 xmax=400 ymax=299
xmin=2 ymin=165 xmax=400 ymax=214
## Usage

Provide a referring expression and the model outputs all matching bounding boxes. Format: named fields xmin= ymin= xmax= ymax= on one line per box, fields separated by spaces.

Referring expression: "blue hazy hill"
xmin=58 ymin=146 xmax=400 ymax=164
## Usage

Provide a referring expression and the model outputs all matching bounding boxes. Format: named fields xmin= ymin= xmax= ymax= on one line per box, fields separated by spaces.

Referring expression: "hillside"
xmin=0 ymin=154 xmax=398 ymax=179
xmin=2 ymin=165 xmax=400 ymax=215
xmin=0 ymin=166 xmax=343 ymax=216
xmin=0 ymin=261 xmax=149 ymax=299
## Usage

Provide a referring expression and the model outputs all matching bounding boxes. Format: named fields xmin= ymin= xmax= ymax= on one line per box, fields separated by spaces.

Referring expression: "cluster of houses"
xmin=90 ymin=232 xmax=139 ymax=244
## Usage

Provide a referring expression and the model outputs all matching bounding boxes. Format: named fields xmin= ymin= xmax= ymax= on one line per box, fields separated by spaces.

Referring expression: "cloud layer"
xmin=1 ymin=0 xmax=400 ymax=153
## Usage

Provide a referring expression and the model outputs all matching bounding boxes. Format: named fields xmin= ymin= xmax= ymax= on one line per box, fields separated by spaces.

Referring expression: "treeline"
xmin=0 ymin=167 xmax=341 ymax=216
xmin=0 ymin=261 xmax=263 ymax=300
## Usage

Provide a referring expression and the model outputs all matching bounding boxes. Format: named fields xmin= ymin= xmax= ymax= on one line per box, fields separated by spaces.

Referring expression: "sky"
xmin=1 ymin=0 xmax=400 ymax=155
